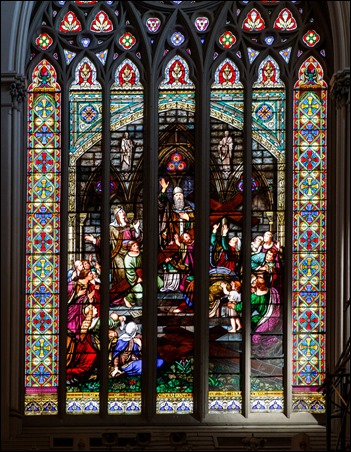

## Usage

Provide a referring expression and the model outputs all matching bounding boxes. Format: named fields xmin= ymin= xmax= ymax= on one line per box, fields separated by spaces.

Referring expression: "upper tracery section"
xmin=28 ymin=0 xmax=331 ymax=80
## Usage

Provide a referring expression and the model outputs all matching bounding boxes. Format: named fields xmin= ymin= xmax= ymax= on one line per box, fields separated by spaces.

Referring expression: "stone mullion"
xmin=1 ymin=73 xmax=27 ymax=434
xmin=329 ymin=68 xmax=350 ymax=364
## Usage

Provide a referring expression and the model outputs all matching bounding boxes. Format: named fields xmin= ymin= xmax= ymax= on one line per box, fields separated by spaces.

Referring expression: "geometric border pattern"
xmin=25 ymin=59 xmax=61 ymax=414
xmin=292 ymin=57 xmax=327 ymax=411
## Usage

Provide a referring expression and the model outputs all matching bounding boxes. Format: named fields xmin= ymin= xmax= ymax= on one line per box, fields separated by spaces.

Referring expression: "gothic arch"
xmin=1 ymin=1 xmax=349 ymax=449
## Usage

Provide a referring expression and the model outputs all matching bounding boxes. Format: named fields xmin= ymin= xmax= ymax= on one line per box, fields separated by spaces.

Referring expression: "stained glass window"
xmin=66 ymin=57 xmax=102 ymax=413
xmin=25 ymin=59 xmax=61 ymax=414
xmin=25 ymin=1 xmax=330 ymax=417
xmin=292 ymin=57 xmax=327 ymax=411
xmin=157 ymin=55 xmax=195 ymax=413
xmin=108 ymin=59 xmax=144 ymax=414
xmin=209 ymin=57 xmax=244 ymax=412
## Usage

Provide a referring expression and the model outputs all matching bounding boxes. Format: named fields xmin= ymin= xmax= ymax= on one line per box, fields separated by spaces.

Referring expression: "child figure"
xmin=221 ymin=280 xmax=242 ymax=333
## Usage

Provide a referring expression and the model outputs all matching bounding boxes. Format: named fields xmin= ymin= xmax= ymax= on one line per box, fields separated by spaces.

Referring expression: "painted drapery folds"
xmin=25 ymin=1 xmax=329 ymax=416
xmin=157 ymin=55 xmax=195 ymax=413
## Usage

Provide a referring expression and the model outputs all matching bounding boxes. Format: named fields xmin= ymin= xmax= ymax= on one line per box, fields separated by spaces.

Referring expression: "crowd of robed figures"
xmin=66 ymin=179 xmax=283 ymax=383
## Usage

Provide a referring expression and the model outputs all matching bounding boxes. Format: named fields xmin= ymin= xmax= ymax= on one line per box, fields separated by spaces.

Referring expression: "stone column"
xmin=329 ymin=68 xmax=350 ymax=446
xmin=1 ymin=73 xmax=26 ymax=439
xmin=329 ymin=68 xmax=350 ymax=360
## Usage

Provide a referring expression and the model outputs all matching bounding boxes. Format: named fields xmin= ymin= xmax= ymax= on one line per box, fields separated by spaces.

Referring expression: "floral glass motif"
xmin=90 ymin=11 xmax=113 ymax=33
xmin=112 ymin=59 xmax=141 ymax=89
xmin=96 ymin=50 xmax=108 ymax=65
xmin=146 ymin=17 xmax=161 ymax=33
xmin=64 ymin=49 xmax=76 ymax=65
xmin=279 ymin=47 xmax=292 ymax=63
xmin=265 ymin=36 xmax=275 ymax=45
xmin=80 ymin=105 xmax=98 ymax=123
xmin=242 ymin=8 xmax=266 ymax=31
xmin=219 ymin=31 xmax=236 ymax=49
xmin=71 ymin=57 xmax=101 ymax=90
xmin=59 ymin=11 xmax=82 ymax=33
xmin=81 ymin=37 xmax=90 ymax=47
xmin=247 ymin=47 xmax=260 ymax=64
xmin=119 ymin=32 xmax=136 ymax=50
xmin=78 ymin=62 xmax=94 ymax=87
xmin=253 ymin=56 xmax=285 ymax=88
xmin=212 ymin=58 xmax=243 ymax=88
xmin=303 ymin=30 xmax=320 ymax=47
xmin=255 ymin=103 xmax=274 ymax=122
xmin=159 ymin=56 xmax=194 ymax=89
xmin=274 ymin=8 xmax=298 ymax=31
xmin=194 ymin=16 xmax=210 ymax=32
xmin=35 ymin=33 xmax=53 ymax=50
xmin=167 ymin=152 xmax=187 ymax=172
xmin=170 ymin=31 xmax=185 ymax=46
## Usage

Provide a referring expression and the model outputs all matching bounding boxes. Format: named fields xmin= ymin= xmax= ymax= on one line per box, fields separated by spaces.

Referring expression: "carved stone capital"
xmin=330 ymin=68 xmax=350 ymax=108
xmin=10 ymin=79 xmax=26 ymax=104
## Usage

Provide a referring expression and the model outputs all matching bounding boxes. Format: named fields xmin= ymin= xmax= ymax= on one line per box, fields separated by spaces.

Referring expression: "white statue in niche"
xmin=120 ymin=131 xmax=134 ymax=172
xmin=217 ymin=130 xmax=233 ymax=174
